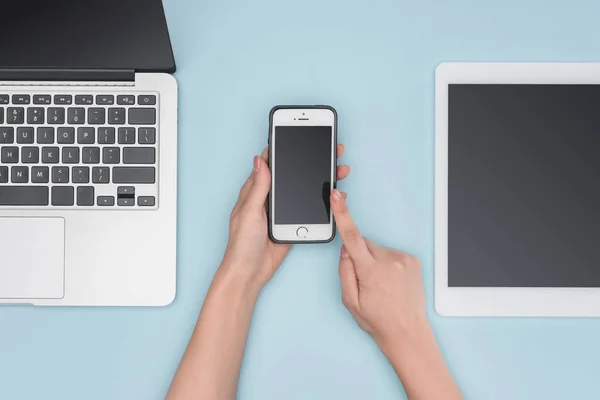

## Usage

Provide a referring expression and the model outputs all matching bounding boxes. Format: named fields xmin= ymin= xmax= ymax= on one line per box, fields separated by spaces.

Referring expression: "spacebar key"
xmin=112 ymin=167 xmax=155 ymax=183
xmin=0 ymin=186 xmax=49 ymax=205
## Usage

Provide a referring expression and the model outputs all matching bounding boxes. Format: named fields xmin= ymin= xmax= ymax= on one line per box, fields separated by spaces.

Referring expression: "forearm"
xmin=167 ymin=264 xmax=260 ymax=400
xmin=382 ymin=323 xmax=463 ymax=400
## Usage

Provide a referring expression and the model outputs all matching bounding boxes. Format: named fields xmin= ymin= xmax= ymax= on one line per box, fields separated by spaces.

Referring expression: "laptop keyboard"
xmin=0 ymin=92 xmax=158 ymax=209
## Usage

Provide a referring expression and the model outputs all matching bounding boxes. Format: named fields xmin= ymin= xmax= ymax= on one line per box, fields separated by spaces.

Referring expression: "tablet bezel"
xmin=435 ymin=62 xmax=600 ymax=317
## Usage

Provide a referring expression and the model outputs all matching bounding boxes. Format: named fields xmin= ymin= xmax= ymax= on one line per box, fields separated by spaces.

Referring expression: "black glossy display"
xmin=0 ymin=0 xmax=175 ymax=73
xmin=274 ymin=126 xmax=332 ymax=224
xmin=449 ymin=84 xmax=600 ymax=287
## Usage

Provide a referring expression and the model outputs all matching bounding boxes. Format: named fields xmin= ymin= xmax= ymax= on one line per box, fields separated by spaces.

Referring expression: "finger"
xmin=339 ymin=246 xmax=359 ymax=310
xmin=239 ymin=148 xmax=269 ymax=206
xmin=342 ymin=191 xmax=347 ymax=200
xmin=330 ymin=189 xmax=373 ymax=266
xmin=337 ymin=143 xmax=345 ymax=159
xmin=241 ymin=147 xmax=269 ymax=203
xmin=260 ymin=147 xmax=268 ymax=163
xmin=237 ymin=172 xmax=253 ymax=202
xmin=244 ymin=156 xmax=272 ymax=210
xmin=337 ymin=165 xmax=350 ymax=181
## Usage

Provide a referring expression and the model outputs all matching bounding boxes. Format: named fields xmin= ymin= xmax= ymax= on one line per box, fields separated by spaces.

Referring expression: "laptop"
xmin=0 ymin=0 xmax=178 ymax=306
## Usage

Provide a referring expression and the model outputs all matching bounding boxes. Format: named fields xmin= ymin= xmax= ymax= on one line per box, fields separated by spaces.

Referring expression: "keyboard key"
xmin=0 ymin=186 xmax=49 ymax=206
xmin=51 ymin=186 xmax=74 ymax=206
xmin=88 ymin=108 xmax=105 ymax=124
xmin=118 ymin=198 xmax=135 ymax=206
xmin=75 ymin=95 xmax=93 ymax=105
xmin=98 ymin=127 xmax=115 ymax=144
xmin=82 ymin=147 xmax=100 ymax=164
xmin=138 ymin=128 xmax=156 ymax=144
xmin=17 ymin=127 xmax=34 ymax=143
xmin=0 ymin=166 xmax=7 ymax=183
xmin=51 ymin=166 xmax=69 ymax=183
xmin=117 ymin=95 xmax=135 ymax=105
xmin=37 ymin=127 xmax=54 ymax=144
xmin=62 ymin=147 xmax=80 ymax=164
xmin=57 ymin=127 xmax=75 ymax=144
xmin=72 ymin=167 xmax=90 ymax=183
xmin=12 ymin=94 xmax=30 ymax=104
xmin=96 ymin=95 xmax=115 ymax=105
xmin=102 ymin=147 xmax=120 ymax=164
xmin=118 ymin=127 xmax=135 ymax=144
xmin=31 ymin=166 xmax=49 ymax=183
xmin=54 ymin=95 xmax=72 ymax=105
xmin=138 ymin=95 xmax=156 ymax=105
xmin=21 ymin=147 xmax=39 ymax=163
xmin=108 ymin=108 xmax=126 ymax=124
xmin=77 ymin=127 xmax=95 ymax=144
xmin=92 ymin=167 xmax=110 ymax=183
xmin=113 ymin=167 xmax=155 ymax=183
xmin=0 ymin=95 xmax=8 ymax=104
xmin=117 ymin=186 xmax=135 ymax=196
xmin=67 ymin=107 xmax=85 ymax=124
xmin=98 ymin=196 xmax=115 ymax=206
xmin=138 ymin=196 xmax=155 ymax=206
xmin=41 ymin=147 xmax=59 ymax=164
xmin=1 ymin=147 xmax=18 ymax=163
xmin=128 ymin=108 xmax=156 ymax=125
xmin=33 ymin=95 xmax=51 ymax=104
xmin=7 ymin=107 xmax=24 ymax=124
xmin=11 ymin=166 xmax=29 ymax=183
xmin=77 ymin=186 xmax=95 ymax=206
xmin=123 ymin=147 xmax=155 ymax=164
xmin=47 ymin=108 xmax=65 ymax=124
xmin=27 ymin=107 xmax=44 ymax=124
xmin=0 ymin=107 xmax=3 ymax=124
xmin=0 ymin=127 xmax=14 ymax=143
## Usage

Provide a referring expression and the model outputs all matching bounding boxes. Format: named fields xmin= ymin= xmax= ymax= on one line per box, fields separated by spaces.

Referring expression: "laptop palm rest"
xmin=0 ymin=217 xmax=65 ymax=300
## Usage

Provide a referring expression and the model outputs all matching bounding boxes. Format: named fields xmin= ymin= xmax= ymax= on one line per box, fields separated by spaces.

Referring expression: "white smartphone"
xmin=268 ymin=106 xmax=337 ymax=244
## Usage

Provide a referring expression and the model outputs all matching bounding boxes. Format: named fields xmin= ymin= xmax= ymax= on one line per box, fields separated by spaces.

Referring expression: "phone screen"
xmin=274 ymin=126 xmax=333 ymax=224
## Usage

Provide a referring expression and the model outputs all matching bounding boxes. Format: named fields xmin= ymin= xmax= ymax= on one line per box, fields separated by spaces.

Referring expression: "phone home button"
xmin=296 ymin=226 xmax=308 ymax=238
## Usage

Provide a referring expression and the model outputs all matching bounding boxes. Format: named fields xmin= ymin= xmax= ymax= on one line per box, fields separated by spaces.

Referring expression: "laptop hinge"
xmin=0 ymin=69 xmax=135 ymax=82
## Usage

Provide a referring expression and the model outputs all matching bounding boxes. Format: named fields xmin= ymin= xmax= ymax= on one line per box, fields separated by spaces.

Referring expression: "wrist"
xmin=214 ymin=260 xmax=264 ymax=301
xmin=377 ymin=317 xmax=435 ymax=366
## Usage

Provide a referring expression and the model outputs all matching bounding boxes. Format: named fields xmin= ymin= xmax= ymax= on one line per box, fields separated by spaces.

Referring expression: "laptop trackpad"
xmin=0 ymin=217 xmax=65 ymax=299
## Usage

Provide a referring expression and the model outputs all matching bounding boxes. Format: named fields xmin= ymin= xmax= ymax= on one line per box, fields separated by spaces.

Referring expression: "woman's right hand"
xmin=330 ymin=188 xmax=463 ymax=400
xmin=329 ymin=188 xmax=427 ymax=352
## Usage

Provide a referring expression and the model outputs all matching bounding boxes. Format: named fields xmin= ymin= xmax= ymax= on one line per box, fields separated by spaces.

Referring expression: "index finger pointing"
xmin=330 ymin=189 xmax=373 ymax=264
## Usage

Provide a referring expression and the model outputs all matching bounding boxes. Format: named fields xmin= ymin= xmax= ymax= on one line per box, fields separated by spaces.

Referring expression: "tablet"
xmin=435 ymin=63 xmax=600 ymax=316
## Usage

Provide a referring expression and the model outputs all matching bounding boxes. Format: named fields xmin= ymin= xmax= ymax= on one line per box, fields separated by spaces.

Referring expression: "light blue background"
xmin=2 ymin=0 xmax=600 ymax=398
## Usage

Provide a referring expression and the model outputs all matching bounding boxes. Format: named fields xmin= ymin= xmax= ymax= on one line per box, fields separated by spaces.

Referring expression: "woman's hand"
xmin=221 ymin=144 xmax=350 ymax=293
xmin=330 ymin=190 xmax=463 ymax=400
xmin=330 ymin=189 xmax=427 ymax=351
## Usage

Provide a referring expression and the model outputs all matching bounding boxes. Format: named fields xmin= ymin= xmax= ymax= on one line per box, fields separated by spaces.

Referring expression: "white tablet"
xmin=435 ymin=63 xmax=600 ymax=317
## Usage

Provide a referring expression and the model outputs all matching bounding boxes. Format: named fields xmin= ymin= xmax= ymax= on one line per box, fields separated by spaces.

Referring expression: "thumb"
xmin=339 ymin=246 xmax=359 ymax=310
xmin=244 ymin=156 xmax=271 ymax=210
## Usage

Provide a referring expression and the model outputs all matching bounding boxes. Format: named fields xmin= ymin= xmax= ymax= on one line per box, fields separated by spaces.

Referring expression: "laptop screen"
xmin=448 ymin=84 xmax=600 ymax=287
xmin=0 ymin=0 xmax=175 ymax=73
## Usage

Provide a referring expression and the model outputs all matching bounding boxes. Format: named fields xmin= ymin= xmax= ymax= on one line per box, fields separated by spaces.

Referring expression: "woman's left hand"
xmin=220 ymin=144 xmax=350 ymax=293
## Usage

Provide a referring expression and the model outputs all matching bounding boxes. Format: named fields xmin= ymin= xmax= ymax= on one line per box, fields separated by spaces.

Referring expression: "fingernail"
xmin=253 ymin=156 xmax=260 ymax=172
xmin=332 ymin=189 xmax=341 ymax=201
xmin=341 ymin=246 xmax=349 ymax=258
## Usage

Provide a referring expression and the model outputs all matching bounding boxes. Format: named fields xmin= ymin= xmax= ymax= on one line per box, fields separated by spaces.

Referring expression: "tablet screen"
xmin=448 ymin=84 xmax=600 ymax=287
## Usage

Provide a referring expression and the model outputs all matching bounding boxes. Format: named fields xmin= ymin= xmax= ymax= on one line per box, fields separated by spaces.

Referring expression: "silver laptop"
xmin=0 ymin=0 xmax=178 ymax=306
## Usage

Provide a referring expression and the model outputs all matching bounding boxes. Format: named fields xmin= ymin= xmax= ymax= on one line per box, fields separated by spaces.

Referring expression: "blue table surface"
xmin=3 ymin=0 xmax=600 ymax=399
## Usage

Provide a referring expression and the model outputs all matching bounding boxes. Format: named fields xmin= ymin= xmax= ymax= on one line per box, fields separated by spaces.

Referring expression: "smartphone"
xmin=268 ymin=105 xmax=337 ymax=244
